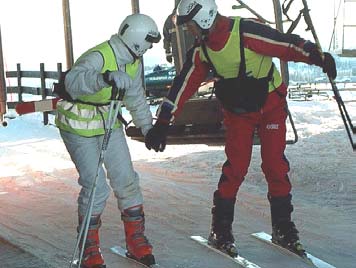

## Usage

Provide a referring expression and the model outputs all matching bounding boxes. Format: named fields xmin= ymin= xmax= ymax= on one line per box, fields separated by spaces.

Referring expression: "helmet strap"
xmin=123 ymin=42 xmax=139 ymax=61
xmin=201 ymin=29 xmax=209 ymax=41
xmin=196 ymin=24 xmax=210 ymax=42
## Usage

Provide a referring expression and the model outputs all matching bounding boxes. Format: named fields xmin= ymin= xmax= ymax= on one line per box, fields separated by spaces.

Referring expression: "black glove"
xmin=322 ymin=52 xmax=337 ymax=80
xmin=310 ymin=50 xmax=337 ymax=81
xmin=166 ymin=53 xmax=173 ymax=63
xmin=145 ymin=121 xmax=169 ymax=152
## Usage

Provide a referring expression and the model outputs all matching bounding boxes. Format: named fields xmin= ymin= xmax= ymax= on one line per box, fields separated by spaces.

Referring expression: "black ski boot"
xmin=269 ymin=194 xmax=306 ymax=257
xmin=208 ymin=190 xmax=238 ymax=258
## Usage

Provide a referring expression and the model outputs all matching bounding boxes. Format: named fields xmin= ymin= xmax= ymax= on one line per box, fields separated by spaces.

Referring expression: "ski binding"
xmin=251 ymin=232 xmax=336 ymax=268
xmin=190 ymin=235 xmax=261 ymax=268
xmin=110 ymin=245 xmax=161 ymax=268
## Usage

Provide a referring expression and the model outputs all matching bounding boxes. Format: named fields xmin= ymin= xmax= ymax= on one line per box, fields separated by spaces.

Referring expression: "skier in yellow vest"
xmin=55 ymin=14 xmax=161 ymax=267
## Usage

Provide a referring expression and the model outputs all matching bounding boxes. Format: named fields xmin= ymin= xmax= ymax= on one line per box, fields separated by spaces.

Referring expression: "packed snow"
xmin=0 ymin=90 xmax=355 ymax=268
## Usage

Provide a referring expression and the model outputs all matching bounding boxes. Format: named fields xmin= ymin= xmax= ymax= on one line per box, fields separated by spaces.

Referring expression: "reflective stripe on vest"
xmin=199 ymin=17 xmax=282 ymax=92
xmin=56 ymin=41 xmax=139 ymax=137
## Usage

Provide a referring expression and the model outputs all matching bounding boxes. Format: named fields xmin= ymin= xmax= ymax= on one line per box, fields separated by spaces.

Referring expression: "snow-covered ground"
xmin=0 ymin=93 xmax=355 ymax=268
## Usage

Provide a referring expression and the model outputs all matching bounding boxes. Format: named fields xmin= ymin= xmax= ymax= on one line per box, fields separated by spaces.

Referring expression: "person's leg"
xmin=104 ymin=128 xmax=154 ymax=265
xmin=217 ymin=111 xmax=257 ymax=198
xmin=121 ymin=205 xmax=155 ymax=265
xmin=259 ymin=103 xmax=291 ymax=197
xmin=104 ymin=128 xmax=143 ymax=211
xmin=259 ymin=90 xmax=305 ymax=256
xmin=267 ymin=194 xmax=305 ymax=255
xmin=60 ymin=130 xmax=110 ymax=267
xmin=77 ymin=215 xmax=106 ymax=268
xmin=208 ymin=190 xmax=238 ymax=257
xmin=208 ymin=111 xmax=257 ymax=257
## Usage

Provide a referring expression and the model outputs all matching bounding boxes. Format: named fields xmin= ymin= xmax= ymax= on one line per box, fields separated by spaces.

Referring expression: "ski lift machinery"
xmin=127 ymin=0 xmax=299 ymax=145
xmin=276 ymin=0 xmax=356 ymax=149
xmin=305 ymin=0 xmax=356 ymax=150
xmin=331 ymin=0 xmax=356 ymax=57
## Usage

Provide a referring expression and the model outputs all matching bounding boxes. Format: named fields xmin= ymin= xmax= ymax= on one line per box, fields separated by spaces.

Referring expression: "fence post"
xmin=17 ymin=63 xmax=22 ymax=103
xmin=40 ymin=63 xmax=48 ymax=125
xmin=57 ymin=62 xmax=62 ymax=81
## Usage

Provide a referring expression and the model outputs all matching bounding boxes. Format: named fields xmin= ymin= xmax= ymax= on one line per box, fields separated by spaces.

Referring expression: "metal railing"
xmin=5 ymin=63 xmax=62 ymax=125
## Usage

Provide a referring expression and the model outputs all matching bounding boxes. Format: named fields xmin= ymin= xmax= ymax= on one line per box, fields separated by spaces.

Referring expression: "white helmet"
xmin=176 ymin=0 xmax=218 ymax=30
xmin=119 ymin=14 xmax=161 ymax=57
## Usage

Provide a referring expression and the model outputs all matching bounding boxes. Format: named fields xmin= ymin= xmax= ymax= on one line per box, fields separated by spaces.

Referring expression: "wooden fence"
xmin=6 ymin=63 xmax=63 ymax=125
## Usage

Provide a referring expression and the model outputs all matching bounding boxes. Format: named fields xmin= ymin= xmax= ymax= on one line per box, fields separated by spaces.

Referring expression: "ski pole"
xmin=301 ymin=0 xmax=356 ymax=150
xmin=69 ymin=85 xmax=126 ymax=267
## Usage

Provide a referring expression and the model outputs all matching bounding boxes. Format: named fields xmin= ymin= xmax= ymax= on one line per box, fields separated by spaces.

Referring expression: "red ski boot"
xmin=122 ymin=205 xmax=155 ymax=266
xmin=79 ymin=215 xmax=106 ymax=268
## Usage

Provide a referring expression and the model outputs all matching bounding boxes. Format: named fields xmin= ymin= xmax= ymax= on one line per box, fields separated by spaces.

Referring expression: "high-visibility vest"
xmin=56 ymin=41 xmax=139 ymax=137
xmin=199 ymin=17 xmax=282 ymax=92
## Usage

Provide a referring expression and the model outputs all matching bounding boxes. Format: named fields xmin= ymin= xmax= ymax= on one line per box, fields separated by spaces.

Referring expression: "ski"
xmin=15 ymin=98 xmax=60 ymax=115
xmin=190 ymin=235 xmax=261 ymax=268
xmin=110 ymin=245 xmax=161 ymax=268
xmin=70 ymin=259 xmax=106 ymax=268
xmin=251 ymin=232 xmax=336 ymax=268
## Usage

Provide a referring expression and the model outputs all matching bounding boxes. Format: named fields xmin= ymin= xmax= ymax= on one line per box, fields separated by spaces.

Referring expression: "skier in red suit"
xmin=145 ymin=0 xmax=337 ymax=258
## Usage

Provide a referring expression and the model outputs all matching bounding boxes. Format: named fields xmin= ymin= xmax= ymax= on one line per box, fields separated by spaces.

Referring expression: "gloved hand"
xmin=103 ymin=70 xmax=133 ymax=89
xmin=310 ymin=50 xmax=337 ymax=80
xmin=166 ymin=53 xmax=173 ymax=63
xmin=145 ymin=121 xmax=169 ymax=152
xmin=322 ymin=52 xmax=337 ymax=80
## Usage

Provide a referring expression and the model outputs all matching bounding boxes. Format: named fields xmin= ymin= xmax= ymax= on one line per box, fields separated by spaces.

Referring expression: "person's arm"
xmin=145 ymin=46 xmax=210 ymax=152
xmin=240 ymin=18 xmax=321 ymax=65
xmin=64 ymin=52 xmax=108 ymax=99
xmin=123 ymin=61 xmax=153 ymax=136
xmin=156 ymin=45 xmax=210 ymax=123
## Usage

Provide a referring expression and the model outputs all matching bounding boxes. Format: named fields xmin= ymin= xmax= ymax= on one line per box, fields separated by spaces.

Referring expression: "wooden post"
xmin=62 ymin=0 xmax=74 ymax=69
xmin=0 ymin=25 xmax=7 ymax=126
xmin=130 ymin=0 xmax=147 ymax=92
xmin=40 ymin=63 xmax=49 ymax=125
xmin=16 ymin=63 xmax=22 ymax=103
xmin=272 ymin=0 xmax=299 ymax=144
xmin=57 ymin=63 xmax=63 ymax=82
xmin=131 ymin=0 xmax=140 ymax=13
xmin=272 ymin=0 xmax=289 ymax=85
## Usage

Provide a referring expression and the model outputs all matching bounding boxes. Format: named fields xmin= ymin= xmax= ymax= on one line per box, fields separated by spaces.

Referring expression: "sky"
xmin=0 ymin=0 xmax=344 ymax=72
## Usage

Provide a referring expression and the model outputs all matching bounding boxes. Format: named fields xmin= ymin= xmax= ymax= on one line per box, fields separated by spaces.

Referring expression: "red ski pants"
xmin=218 ymin=85 xmax=291 ymax=199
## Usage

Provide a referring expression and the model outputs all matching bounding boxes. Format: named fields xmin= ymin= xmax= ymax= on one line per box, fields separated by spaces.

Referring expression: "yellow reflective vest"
xmin=56 ymin=41 xmax=139 ymax=137
xmin=199 ymin=17 xmax=282 ymax=92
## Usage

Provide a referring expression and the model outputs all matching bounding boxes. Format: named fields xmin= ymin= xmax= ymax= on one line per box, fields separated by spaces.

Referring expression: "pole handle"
xmin=117 ymin=88 xmax=126 ymax=101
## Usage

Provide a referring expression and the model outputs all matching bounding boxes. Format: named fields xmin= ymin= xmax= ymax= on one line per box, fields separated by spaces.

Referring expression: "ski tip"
xmin=190 ymin=235 xmax=205 ymax=240
xmin=251 ymin=232 xmax=272 ymax=241
xmin=251 ymin=231 xmax=336 ymax=268
xmin=191 ymin=235 xmax=262 ymax=268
